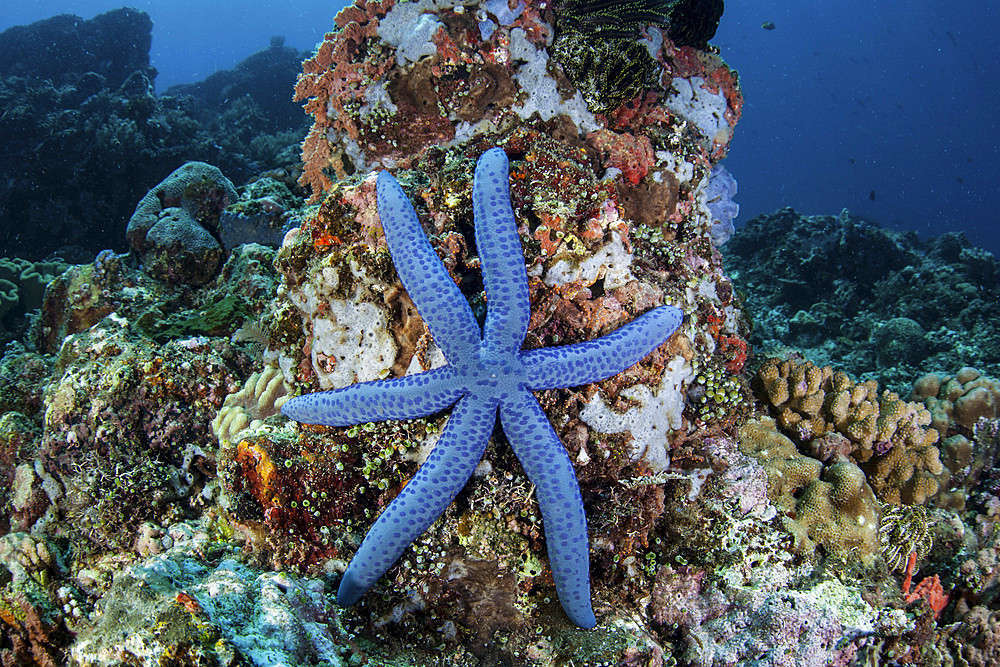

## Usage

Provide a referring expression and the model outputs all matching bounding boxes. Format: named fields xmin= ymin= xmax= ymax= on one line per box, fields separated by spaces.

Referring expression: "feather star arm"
xmin=337 ymin=393 xmax=499 ymax=606
xmin=474 ymin=148 xmax=531 ymax=353
xmin=377 ymin=171 xmax=481 ymax=363
xmin=281 ymin=366 xmax=465 ymax=427
xmin=523 ymin=305 xmax=683 ymax=390
xmin=499 ymin=388 xmax=597 ymax=628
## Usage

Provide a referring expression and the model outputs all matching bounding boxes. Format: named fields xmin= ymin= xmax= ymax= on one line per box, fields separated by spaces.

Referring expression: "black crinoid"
xmin=550 ymin=0 xmax=724 ymax=115
xmin=556 ymin=0 xmax=674 ymax=39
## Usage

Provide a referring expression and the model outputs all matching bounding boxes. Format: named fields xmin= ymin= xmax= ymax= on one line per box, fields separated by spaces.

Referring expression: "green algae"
xmin=138 ymin=294 xmax=251 ymax=342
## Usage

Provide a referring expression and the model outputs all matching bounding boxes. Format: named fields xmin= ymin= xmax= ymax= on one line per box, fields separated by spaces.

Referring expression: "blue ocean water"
xmin=1 ymin=0 xmax=996 ymax=256
xmin=714 ymin=0 xmax=999 ymax=258
xmin=0 ymin=0 xmax=350 ymax=89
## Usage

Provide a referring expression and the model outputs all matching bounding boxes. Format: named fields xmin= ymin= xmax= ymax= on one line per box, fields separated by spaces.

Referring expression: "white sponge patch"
xmin=580 ymin=356 xmax=692 ymax=472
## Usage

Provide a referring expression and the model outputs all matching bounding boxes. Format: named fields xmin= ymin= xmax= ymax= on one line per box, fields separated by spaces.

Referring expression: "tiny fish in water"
xmin=869 ymin=190 xmax=876 ymax=201
xmin=761 ymin=21 xmax=776 ymax=30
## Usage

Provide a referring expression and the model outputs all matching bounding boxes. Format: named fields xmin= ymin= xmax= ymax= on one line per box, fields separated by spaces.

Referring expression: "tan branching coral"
xmin=910 ymin=370 xmax=1000 ymax=508
xmin=757 ymin=358 xmax=938 ymax=461
xmin=755 ymin=358 xmax=941 ymax=505
xmin=866 ymin=439 xmax=943 ymax=505
xmin=211 ymin=365 xmax=291 ymax=443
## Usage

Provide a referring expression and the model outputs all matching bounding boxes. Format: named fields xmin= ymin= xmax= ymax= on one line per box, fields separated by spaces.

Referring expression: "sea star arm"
xmin=337 ymin=393 xmax=500 ymax=606
xmin=377 ymin=170 xmax=481 ymax=363
xmin=522 ymin=305 xmax=684 ymax=390
xmin=281 ymin=366 xmax=465 ymax=427
xmin=473 ymin=148 xmax=531 ymax=353
xmin=499 ymin=388 xmax=597 ymax=628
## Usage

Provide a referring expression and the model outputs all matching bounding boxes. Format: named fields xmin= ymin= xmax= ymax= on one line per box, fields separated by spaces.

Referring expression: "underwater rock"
xmin=0 ymin=8 xmax=153 ymax=89
xmin=165 ymin=41 xmax=309 ymax=135
xmin=127 ymin=162 xmax=235 ymax=285
xmin=218 ymin=176 xmax=300 ymax=254
xmin=207 ymin=0 xmax=754 ymax=656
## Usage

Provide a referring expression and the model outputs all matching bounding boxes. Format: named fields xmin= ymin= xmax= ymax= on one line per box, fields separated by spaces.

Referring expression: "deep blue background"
xmin=715 ymin=1 xmax=999 ymax=258
xmin=3 ymin=0 xmax=996 ymax=257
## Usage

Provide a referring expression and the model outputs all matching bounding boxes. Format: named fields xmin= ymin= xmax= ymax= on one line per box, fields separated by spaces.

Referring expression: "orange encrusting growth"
xmin=293 ymin=0 xmax=396 ymax=201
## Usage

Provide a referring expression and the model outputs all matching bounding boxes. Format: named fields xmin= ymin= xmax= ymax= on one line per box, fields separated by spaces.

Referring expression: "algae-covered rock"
xmin=70 ymin=540 xmax=350 ymax=667
xmin=126 ymin=161 xmax=236 ymax=285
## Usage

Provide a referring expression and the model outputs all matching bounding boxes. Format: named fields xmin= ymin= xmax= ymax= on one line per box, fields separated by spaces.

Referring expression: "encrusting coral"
xmin=913 ymin=366 xmax=1000 ymax=433
xmin=737 ymin=417 xmax=881 ymax=561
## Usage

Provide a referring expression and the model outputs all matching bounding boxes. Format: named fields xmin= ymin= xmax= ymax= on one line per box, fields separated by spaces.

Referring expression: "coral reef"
xmin=755 ymin=356 xmax=943 ymax=505
xmin=0 ymin=10 xmax=308 ymax=261
xmin=723 ymin=207 xmax=1000 ymax=392
xmin=6 ymin=0 xmax=1000 ymax=665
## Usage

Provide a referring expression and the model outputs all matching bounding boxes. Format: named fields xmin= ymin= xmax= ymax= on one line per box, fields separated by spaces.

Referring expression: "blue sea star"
xmin=282 ymin=147 xmax=683 ymax=628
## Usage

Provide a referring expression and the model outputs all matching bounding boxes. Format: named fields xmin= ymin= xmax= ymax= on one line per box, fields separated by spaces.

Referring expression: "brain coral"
xmin=126 ymin=161 xmax=237 ymax=285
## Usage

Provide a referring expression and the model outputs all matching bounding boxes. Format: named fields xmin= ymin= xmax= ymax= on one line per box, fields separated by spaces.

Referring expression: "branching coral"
xmin=755 ymin=357 xmax=942 ymax=505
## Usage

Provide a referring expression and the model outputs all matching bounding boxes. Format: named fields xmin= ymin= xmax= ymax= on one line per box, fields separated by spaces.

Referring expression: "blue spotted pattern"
xmin=282 ymin=148 xmax=684 ymax=628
